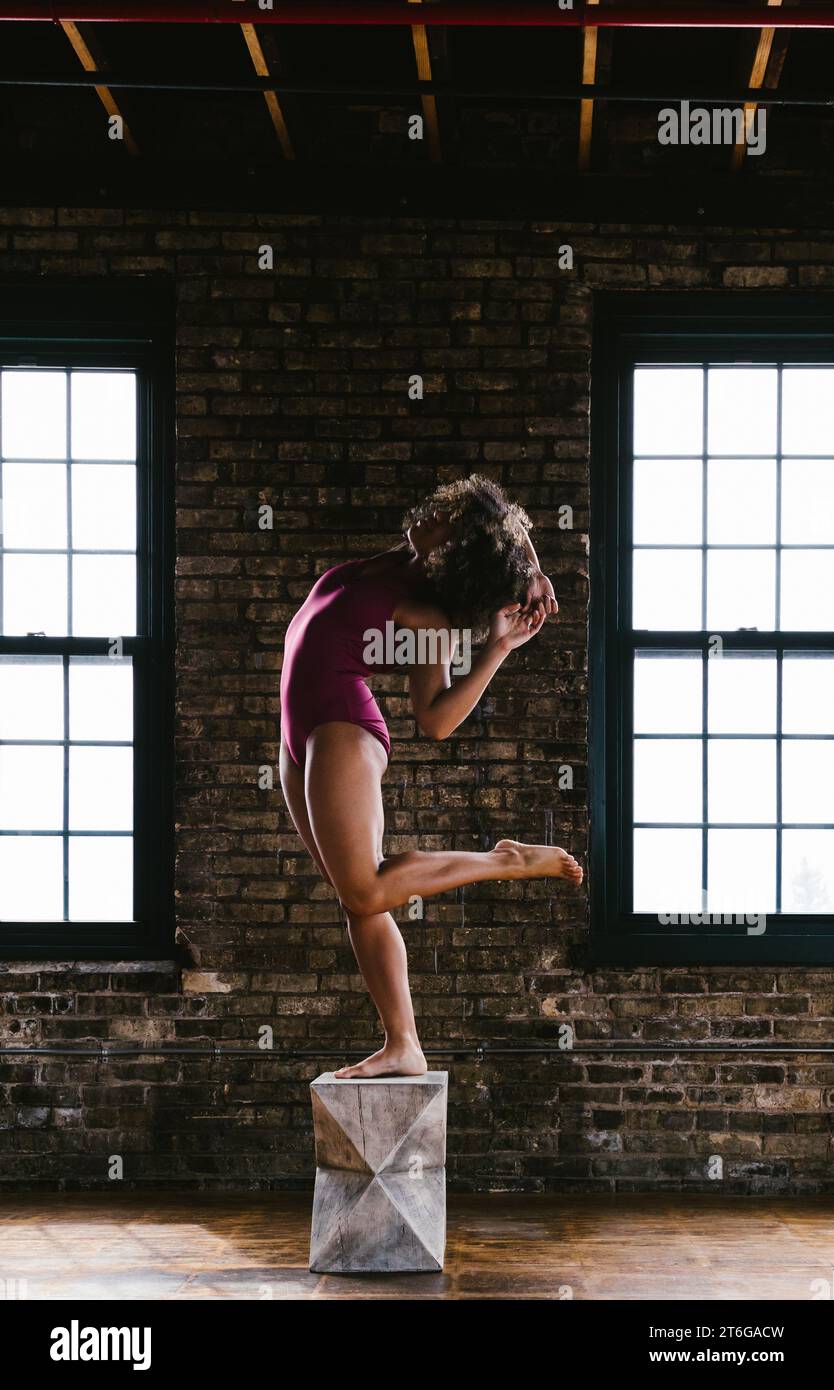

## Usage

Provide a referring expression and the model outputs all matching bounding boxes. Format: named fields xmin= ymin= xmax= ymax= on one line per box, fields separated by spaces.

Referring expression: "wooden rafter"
xmin=240 ymin=23 xmax=294 ymax=160
xmin=731 ymin=0 xmax=785 ymax=170
xmin=60 ymin=20 xmax=139 ymax=156
xmin=409 ymin=0 xmax=441 ymax=161
xmin=578 ymin=0 xmax=600 ymax=171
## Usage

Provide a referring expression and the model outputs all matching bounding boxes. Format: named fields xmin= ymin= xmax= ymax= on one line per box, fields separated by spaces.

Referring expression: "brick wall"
xmin=1 ymin=205 xmax=834 ymax=1192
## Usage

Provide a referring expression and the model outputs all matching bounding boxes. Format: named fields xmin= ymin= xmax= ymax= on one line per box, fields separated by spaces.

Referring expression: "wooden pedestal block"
xmin=309 ymin=1071 xmax=448 ymax=1274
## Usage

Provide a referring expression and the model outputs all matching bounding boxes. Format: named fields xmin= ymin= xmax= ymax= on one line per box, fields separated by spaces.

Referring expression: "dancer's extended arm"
xmin=406 ymin=602 xmax=546 ymax=741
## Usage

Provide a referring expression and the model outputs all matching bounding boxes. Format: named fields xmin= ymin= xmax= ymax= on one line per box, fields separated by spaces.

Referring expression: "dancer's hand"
xmin=521 ymin=568 xmax=558 ymax=622
xmin=490 ymin=602 xmax=547 ymax=652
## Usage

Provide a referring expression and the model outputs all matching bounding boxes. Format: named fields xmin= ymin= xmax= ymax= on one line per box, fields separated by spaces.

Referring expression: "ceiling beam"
xmin=4 ymin=3 xmax=834 ymax=28
xmin=731 ymin=0 xmax=785 ymax=170
xmin=578 ymin=0 xmax=600 ymax=172
xmin=59 ymin=18 xmax=139 ymax=155
xmin=409 ymin=0 xmax=441 ymax=162
xmin=240 ymin=22 xmax=294 ymax=160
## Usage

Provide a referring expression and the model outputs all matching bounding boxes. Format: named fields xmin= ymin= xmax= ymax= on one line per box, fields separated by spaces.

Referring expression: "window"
xmin=0 ymin=284 xmax=173 ymax=957
xmin=591 ymin=296 xmax=834 ymax=963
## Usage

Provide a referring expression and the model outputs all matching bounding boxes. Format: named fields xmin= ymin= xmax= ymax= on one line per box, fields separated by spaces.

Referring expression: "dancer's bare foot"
xmin=334 ymin=1043 xmax=428 ymax=1080
xmin=493 ymin=838 xmax=584 ymax=885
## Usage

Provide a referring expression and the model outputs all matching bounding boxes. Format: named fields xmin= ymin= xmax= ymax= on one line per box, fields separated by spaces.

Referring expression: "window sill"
xmin=0 ymin=957 xmax=178 ymax=973
xmin=589 ymin=927 xmax=834 ymax=967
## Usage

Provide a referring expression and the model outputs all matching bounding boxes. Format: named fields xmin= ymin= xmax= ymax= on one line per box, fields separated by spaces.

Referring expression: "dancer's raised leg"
xmin=304 ymin=722 xmax=582 ymax=919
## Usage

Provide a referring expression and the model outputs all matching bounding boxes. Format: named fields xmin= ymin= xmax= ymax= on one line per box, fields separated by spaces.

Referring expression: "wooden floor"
xmin=2 ymin=1193 xmax=834 ymax=1300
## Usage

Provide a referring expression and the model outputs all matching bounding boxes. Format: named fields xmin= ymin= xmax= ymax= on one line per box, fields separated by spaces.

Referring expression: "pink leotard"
xmin=280 ymin=558 xmax=400 ymax=768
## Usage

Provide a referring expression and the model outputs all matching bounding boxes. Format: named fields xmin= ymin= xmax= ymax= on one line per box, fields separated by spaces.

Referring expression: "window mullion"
xmin=702 ymin=648 xmax=709 ymax=915
xmin=776 ymin=364 xmax=783 ymax=633
xmin=62 ymin=653 xmax=69 ymax=922
xmin=0 ymin=368 xmax=3 ymax=631
xmin=625 ymin=632 xmax=834 ymax=655
xmin=65 ymin=367 xmax=72 ymax=640
xmin=776 ymin=651 xmax=784 ymax=914
xmin=701 ymin=364 xmax=709 ymax=910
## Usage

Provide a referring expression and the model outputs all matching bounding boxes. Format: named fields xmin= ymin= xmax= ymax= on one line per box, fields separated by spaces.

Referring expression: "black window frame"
xmin=590 ymin=292 xmax=834 ymax=965
xmin=0 ymin=281 xmax=174 ymax=959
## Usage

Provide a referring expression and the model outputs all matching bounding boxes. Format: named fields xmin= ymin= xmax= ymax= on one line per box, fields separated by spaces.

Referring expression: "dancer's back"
xmin=280 ymin=558 xmax=399 ymax=768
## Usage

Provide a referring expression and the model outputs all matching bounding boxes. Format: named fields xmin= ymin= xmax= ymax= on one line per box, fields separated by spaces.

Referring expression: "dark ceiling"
xmin=1 ymin=4 xmax=833 ymax=222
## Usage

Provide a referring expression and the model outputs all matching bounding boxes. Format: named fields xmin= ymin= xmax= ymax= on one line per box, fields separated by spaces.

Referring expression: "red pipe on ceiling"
xmin=2 ymin=2 xmax=834 ymax=27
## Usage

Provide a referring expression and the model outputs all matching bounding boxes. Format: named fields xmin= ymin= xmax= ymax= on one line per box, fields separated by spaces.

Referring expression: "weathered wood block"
xmin=309 ymin=1071 xmax=448 ymax=1274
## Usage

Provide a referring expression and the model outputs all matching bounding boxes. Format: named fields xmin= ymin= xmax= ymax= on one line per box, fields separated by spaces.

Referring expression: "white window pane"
xmin=782 ymin=741 xmax=834 ymax=824
xmin=781 ymin=460 xmax=834 ymax=543
xmin=634 ymin=654 xmax=702 ymax=734
xmin=1 ymin=370 xmax=66 ymax=460
xmin=69 ymin=658 xmax=133 ymax=742
xmin=2 ymin=554 xmax=67 ymax=636
xmin=72 ymin=555 xmax=136 ymax=637
xmin=634 ymin=738 xmax=701 ymax=823
xmin=69 ymin=746 xmax=133 ymax=831
xmin=2 ymin=463 xmax=67 ymax=548
xmin=707 ymin=368 xmax=777 ymax=455
xmin=708 ymin=739 xmax=776 ymax=824
xmin=780 ymin=552 xmax=834 ymax=631
xmin=708 ymin=655 xmax=776 ymax=734
xmin=71 ymin=372 xmax=137 ymax=461
xmin=633 ymin=368 xmax=703 ymax=455
xmin=69 ymin=836 xmax=133 ymax=921
xmin=782 ymin=369 xmax=834 ymax=454
xmin=633 ymin=459 xmax=702 ymax=544
xmin=71 ymin=464 xmax=137 ymax=550
xmin=783 ymin=831 xmax=834 ymax=913
xmin=0 ymin=745 xmax=63 ymax=830
xmin=0 ymin=657 xmax=63 ymax=740
xmin=633 ymin=551 xmax=701 ymax=630
xmin=0 ymin=836 xmax=63 ymax=920
xmin=707 ymin=459 xmax=776 ymax=544
xmin=706 ymin=550 xmax=775 ymax=631
xmin=633 ymin=828 xmax=702 ymax=913
xmin=783 ymin=656 xmax=834 ymax=734
xmin=708 ymin=829 xmax=776 ymax=914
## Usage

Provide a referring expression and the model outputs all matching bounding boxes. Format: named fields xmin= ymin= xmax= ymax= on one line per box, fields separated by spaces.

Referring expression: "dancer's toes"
xmin=494 ymin=838 xmax=583 ymax=885
xmin=557 ymin=849 xmax=584 ymax=884
xmin=334 ymin=1044 xmax=428 ymax=1080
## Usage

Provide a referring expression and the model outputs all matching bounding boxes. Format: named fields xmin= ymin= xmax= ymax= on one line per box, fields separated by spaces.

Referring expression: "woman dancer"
xmin=279 ymin=475 xmax=582 ymax=1079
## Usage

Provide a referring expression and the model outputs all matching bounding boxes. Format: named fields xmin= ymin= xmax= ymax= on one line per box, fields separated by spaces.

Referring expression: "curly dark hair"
xmin=402 ymin=474 xmax=535 ymax=638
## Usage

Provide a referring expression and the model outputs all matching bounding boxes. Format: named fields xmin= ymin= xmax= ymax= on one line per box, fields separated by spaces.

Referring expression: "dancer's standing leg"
xmin=280 ymin=740 xmax=425 ymax=1077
